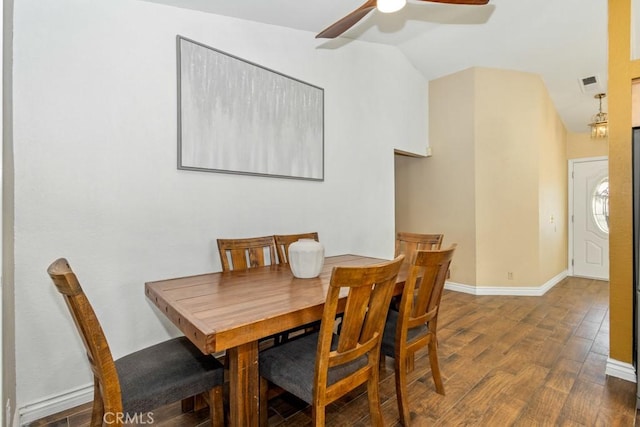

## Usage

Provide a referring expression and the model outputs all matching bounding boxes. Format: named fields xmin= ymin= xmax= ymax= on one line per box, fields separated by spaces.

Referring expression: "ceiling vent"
xmin=579 ymin=75 xmax=603 ymax=94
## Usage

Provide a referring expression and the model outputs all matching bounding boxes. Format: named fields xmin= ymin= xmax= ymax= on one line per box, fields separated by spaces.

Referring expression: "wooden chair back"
xmin=274 ymin=232 xmax=319 ymax=264
xmin=399 ymin=245 xmax=456 ymax=337
xmin=217 ymin=236 xmax=277 ymax=272
xmin=385 ymin=245 xmax=456 ymax=425
xmin=314 ymin=255 xmax=404 ymax=424
xmin=47 ymin=258 xmax=124 ymax=417
xmin=395 ymin=232 xmax=444 ymax=264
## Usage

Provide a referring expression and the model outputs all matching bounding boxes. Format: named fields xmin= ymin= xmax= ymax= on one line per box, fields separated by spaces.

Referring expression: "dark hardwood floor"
xmin=30 ymin=276 xmax=638 ymax=426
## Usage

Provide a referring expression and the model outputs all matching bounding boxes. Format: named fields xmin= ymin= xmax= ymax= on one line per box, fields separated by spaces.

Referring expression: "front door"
xmin=571 ymin=158 xmax=609 ymax=280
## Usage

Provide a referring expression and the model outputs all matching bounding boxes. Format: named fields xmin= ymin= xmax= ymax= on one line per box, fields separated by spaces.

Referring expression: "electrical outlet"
xmin=507 ymin=272 xmax=513 ymax=280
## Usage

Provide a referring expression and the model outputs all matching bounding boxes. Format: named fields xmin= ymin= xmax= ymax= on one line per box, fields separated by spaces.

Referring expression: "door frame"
xmin=568 ymin=156 xmax=609 ymax=277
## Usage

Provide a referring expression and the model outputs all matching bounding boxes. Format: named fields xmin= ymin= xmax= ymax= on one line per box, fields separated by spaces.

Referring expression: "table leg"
xmin=227 ymin=341 xmax=259 ymax=427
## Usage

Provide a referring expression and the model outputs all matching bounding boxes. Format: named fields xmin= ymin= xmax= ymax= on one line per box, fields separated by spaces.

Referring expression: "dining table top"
xmin=144 ymin=254 xmax=407 ymax=355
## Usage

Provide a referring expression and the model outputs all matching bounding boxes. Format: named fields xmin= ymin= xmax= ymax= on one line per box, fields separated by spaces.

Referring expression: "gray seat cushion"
xmin=115 ymin=336 xmax=224 ymax=413
xmin=381 ymin=309 xmax=428 ymax=358
xmin=259 ymin=332 xmax=367 ymax=404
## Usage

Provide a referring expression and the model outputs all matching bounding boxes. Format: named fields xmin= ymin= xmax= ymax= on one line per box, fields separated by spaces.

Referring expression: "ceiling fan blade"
xmin=420 ymin=0 xmax=489 ymax=4
xmin=316 ymin=0 xmax=377 ymax=39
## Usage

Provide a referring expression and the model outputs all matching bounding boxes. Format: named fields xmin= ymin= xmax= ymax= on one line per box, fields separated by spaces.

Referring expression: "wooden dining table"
xmin=144 ymin=254 xmax=408 ymax=427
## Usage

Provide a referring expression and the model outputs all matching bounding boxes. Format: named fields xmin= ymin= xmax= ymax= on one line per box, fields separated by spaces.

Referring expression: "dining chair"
xmin=47 ymin=258 xmax=225 ymax=427
xmin=380 ymin=245 xmax=456 ymax=426
xmin=217 ymin=235 xmax=278 ymax=271
xmin=392 ymin=232 xmax=445 ymax=370
xmin=395 ymin=232 xmax=444 ymax=263
xmin=274 ymin=232 xmax=320 ymax=264
xmin=259 ymin=255 xmax=405 ymax=427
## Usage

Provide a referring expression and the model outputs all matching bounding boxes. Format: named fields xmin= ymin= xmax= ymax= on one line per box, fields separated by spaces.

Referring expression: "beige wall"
xmin=396 ymin=67 xmax=568 ymax=288
xmin=538 ymin=89 xmax=569 ymax=285
xmin=567 ymin=132 xmax=608 ymax=159
xmin=395 ymin=68 xmax=477 ymax=284
xmin=634 ymin=79 xmax=640 ymax=127
xmin=608 ymin=0 xmax=639 ymax=364
xmin=474 ymin=68 xmax=543 ymax=286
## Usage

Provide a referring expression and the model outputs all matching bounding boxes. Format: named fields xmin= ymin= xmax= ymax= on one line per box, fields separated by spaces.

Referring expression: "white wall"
xmin=11 ymin=0 xmax=428 ymax=418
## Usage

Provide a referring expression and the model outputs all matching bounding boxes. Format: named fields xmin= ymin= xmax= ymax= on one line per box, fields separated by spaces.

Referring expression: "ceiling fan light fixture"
xmin=316 ymin=0 xmax=488 ymax=39
xmin=377 ymin=0 xmax=407 ymax=13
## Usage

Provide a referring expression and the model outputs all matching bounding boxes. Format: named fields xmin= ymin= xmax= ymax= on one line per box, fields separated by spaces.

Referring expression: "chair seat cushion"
xmin=259 ymin=332 xmax=366 ymax=404
xmin=115 ymin=336 xmax=224 ymax=413
xmin=381 ymin=309 xmax=428 ymax=357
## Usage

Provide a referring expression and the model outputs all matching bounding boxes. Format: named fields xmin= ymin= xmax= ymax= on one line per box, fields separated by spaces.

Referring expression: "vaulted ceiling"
xmin=146 ymin=0 xmax=608 ymax=133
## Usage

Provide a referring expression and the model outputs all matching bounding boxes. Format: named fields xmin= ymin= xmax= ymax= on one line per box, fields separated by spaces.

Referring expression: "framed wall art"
xmin=177 ymin=36 xmax=324 ymax=181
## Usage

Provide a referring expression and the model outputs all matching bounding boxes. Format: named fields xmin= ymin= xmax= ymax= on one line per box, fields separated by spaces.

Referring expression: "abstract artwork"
xmin=177 ymin=36 xmax=324 ymax=181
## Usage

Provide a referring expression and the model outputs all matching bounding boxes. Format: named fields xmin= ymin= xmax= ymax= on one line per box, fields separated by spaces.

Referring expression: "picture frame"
xmin=177 ymin=36 xmax=324 ymax=181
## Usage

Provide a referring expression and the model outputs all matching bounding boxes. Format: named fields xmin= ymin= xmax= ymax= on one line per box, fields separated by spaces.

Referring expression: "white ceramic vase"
xmin=288 ymin=239 xmax=325 ymax=279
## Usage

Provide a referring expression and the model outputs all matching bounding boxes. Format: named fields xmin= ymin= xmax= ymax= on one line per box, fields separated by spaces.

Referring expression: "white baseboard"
xmin=606 ymin=358 xmax=637 ymax=383
xmin=18 ymin=383 xmax=93 ymax=426
xmin=445 ymin=270 xmax=567 ymax=296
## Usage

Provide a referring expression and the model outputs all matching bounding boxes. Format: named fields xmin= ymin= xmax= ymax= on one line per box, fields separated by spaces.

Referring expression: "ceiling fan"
xmin=316 ymin=0 xmax=490 ymax=39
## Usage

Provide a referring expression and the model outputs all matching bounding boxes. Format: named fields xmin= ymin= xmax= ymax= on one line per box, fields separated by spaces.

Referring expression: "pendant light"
xmin=589 ymin=93 xmax=608 ymax=138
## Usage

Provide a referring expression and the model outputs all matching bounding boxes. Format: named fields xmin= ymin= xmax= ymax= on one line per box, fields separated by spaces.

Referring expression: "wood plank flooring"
xmin=29 ymin=276 xmax=638 ymax=426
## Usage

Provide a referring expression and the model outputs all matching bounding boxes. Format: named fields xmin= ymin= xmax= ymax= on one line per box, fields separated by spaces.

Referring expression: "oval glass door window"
xmin=591 ymin=177 xmax=609 ymax=234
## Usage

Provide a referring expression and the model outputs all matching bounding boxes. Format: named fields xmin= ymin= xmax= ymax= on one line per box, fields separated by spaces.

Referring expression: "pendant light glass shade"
xmin=377 ymin=0 xmax=407 ymax=13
